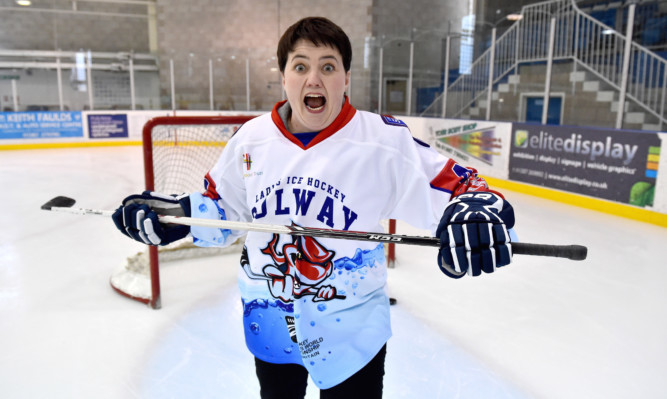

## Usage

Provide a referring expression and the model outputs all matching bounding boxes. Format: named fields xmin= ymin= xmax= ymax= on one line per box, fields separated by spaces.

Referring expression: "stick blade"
xmin=41 ymin=196 xmax=76 ymax=210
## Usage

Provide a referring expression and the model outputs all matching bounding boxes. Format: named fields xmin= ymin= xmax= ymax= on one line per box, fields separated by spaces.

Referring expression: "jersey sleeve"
xmin=189 ymin=130 xmax=252 ymax=247
xmin=383 ymin=132 xmax=493 ymax=233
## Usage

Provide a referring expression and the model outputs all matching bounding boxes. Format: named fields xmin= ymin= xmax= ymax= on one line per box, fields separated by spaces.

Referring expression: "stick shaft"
xmin=48 ymin=205 xmax=586 ymax=260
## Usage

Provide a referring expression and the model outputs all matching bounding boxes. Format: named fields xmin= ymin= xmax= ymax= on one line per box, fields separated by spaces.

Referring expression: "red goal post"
xmin=110 ymin=115 xmax=396 ymax=309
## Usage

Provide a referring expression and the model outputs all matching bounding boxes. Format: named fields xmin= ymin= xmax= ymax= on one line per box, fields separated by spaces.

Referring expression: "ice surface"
xmin=2 ymin=146 xmax=667 ymax=398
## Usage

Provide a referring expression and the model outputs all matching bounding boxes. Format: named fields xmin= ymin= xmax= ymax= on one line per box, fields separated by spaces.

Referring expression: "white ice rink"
xmin=2 ymin=146 xmax=667 ymax=398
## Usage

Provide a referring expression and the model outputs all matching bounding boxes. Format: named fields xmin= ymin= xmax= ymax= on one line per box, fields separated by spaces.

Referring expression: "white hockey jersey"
xmin=189 ymin=98 xmax=483 ymax=389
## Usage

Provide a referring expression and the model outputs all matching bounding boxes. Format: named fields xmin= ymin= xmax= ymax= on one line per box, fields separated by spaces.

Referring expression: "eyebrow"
xmin=290 ymin=54 xmax=340 ymax=63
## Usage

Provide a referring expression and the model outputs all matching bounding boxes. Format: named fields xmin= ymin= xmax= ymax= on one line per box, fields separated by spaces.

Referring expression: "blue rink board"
xmin=0 ymin=111 xmax=84 ymax=139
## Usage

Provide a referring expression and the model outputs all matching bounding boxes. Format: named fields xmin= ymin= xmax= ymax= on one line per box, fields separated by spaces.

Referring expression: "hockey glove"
xmin=112 ymin=191 xmax=191 ymax=246
xmin=436 ymin=191 xmax=515 ymax=278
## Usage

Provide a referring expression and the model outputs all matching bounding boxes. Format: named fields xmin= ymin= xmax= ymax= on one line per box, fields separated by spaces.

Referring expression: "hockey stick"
xmin=41 ymin=196 xmax=587 ymax=261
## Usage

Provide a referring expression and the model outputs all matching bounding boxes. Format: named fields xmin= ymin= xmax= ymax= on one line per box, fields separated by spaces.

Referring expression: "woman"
xmin=113 ymin=16 xmax=515 ymax=399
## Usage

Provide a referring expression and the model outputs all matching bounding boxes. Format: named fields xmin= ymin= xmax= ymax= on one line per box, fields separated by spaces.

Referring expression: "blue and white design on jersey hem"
xmin=242 ymin=296 xmax=302 ymax=364
xmin=240 ymin=242 xmax=390 ymax=386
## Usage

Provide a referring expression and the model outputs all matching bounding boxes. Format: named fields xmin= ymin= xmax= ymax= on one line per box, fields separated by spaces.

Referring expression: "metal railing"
xmin=421 ymin=0 xmax=667 ymax=129
xmin=0 ymin=49 xmax=159 ymax=112
xmin=0 ymin=49 xmax=266 ymax=112
xmin=435 ymin=22 xmax=521 ymax=119
xmin=568 ymin=0 xmax=667 ymax=128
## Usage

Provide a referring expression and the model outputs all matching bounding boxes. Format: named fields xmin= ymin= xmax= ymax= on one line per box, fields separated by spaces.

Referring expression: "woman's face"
xmin=282 ymin=39 xmax=350 ymax=133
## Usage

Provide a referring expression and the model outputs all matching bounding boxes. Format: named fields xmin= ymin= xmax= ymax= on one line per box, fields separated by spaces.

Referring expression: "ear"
xmin=345 ymin=70 xmax=351 ymax=90
xmin=281 ymin=72 xmax=286 ymax=88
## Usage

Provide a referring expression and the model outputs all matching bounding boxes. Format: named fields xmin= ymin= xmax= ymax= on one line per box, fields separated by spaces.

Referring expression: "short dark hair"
xmin=277 ymin=17 xmax=352 ymax=73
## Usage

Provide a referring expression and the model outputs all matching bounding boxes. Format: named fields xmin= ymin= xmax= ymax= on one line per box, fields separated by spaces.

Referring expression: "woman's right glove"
xmin=112 ymin=191 xmax=191 ymax=246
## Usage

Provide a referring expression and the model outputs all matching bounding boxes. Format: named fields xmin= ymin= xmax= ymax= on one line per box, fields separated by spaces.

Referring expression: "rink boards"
xmin=1 ymin=109 xmax=666 ymax=226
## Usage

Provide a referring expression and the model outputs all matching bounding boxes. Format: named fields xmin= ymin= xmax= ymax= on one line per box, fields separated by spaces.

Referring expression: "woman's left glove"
xmin=436 ymin=191 xmax=515 ymax=278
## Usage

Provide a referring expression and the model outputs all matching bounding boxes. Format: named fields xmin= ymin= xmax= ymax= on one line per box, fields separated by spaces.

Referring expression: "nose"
xmin=305 ymin=69 xmax=323 ymax=87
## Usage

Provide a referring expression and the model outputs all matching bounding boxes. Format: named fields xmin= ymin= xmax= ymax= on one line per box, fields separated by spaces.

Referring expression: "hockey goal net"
xmin=111 ymin=115 xmax=396 ymax=309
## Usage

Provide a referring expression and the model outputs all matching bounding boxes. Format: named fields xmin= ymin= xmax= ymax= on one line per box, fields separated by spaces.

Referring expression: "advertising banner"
xmin=509 ymin=124 xmax=661 ymax=207
xmin=0 ymin=111 xmax=83 ymax=139
xmin=427 ymin=119 xmax=512 ymax=179
xmin=87 ymin=114 xmax=129 ymax=139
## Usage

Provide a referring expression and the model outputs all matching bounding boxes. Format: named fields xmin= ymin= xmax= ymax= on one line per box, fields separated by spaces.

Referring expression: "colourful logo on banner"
xmin=630 ymin=145 xmax=662 ymax=207
xmin=515 ymin=130 xmax=528 ymax=148
xmin=243 ymin=153 xmax=252 ymax=171
xmin=646 ymin=146 xmax=660 ymax=179
xmin=434 ymin=124 xmax=501 ymax=165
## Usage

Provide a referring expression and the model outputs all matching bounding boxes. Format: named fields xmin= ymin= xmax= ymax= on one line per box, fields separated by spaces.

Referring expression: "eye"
xmin=294 ymin=64 xmax=306 ymax=72
xmin=322 ymin=64 xmax=335 ymax=73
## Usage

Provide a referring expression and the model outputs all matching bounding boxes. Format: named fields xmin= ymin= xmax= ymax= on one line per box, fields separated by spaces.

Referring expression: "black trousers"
xmin=254 ymin=344 xmax=386 ymax=399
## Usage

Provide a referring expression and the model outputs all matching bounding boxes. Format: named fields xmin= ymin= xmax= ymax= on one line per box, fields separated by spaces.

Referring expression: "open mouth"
xmin=304 ymin=94 xmax=326 ymax=112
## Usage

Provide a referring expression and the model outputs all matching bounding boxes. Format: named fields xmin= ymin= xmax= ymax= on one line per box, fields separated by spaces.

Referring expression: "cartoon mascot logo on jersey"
xmin=240 ymin=224 xmax=342 ymax=303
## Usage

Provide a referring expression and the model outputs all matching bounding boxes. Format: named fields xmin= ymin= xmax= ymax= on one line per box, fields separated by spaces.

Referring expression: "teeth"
xmin=304 ymin=94 xmax=325 ymax=111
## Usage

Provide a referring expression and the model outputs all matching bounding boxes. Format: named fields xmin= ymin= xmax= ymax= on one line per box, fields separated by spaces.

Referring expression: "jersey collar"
xmin=271 ymin=96 xmax=357 ymax=150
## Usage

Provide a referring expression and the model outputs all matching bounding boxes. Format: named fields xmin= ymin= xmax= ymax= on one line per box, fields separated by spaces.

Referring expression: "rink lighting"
xmin=16 ymin=0 xmax=32 ymax=6
xmin=506 ymin=13 xmax=523 ymax=21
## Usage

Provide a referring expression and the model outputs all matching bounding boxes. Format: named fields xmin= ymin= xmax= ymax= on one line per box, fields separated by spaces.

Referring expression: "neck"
xmin=277 ymin=102 xmax=293 ymax=133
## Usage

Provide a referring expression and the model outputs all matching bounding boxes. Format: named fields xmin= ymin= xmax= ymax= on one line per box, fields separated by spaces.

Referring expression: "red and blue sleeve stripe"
xmin=430 ymin=159 xmax=490 ymax=196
